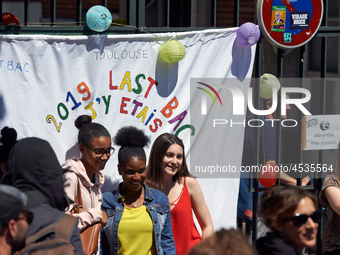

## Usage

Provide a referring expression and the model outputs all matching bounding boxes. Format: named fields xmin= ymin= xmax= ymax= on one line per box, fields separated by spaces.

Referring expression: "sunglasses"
xmin=285 ymin=210 xmax=321 ymax=226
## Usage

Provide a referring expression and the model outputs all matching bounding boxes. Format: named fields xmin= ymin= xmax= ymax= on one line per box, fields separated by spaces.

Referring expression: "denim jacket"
xmin=100 ymin=183 xmax=176 ymax=255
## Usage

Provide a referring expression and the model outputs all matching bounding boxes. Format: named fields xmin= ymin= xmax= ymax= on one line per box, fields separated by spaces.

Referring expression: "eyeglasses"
xmin=285 ymin=210 xmax=321 ymax=226
xmin=87 ymin=146 xmax=115 ymax=158
xmin=15 ymin=210 xmax=33 ymax=225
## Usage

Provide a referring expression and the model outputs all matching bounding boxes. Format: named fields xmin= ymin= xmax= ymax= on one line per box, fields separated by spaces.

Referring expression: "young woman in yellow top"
xmin=101 ymin=127 xmax=176 ymax=255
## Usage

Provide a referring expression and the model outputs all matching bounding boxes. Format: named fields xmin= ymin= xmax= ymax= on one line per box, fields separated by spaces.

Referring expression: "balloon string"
xmin=18 ymin=21 xmax=169 ymax=44
xmin=16 ymin=21 xmax=234 ymax=47
xmin=19 ymin=22 xmax=154 ymax=33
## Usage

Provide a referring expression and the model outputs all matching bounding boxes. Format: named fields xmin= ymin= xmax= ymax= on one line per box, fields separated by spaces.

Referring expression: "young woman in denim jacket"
xmin=101 ymin=126 xmax=176 ymax=255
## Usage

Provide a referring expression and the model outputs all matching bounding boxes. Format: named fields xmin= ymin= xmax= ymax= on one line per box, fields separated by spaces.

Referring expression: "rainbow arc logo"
xmin=196 ymin=82 xmax=223 ymax=115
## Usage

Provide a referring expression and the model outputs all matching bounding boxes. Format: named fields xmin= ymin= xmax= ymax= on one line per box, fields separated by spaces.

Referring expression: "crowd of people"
xmin=0 ymin=119 xmax=339 ymax=255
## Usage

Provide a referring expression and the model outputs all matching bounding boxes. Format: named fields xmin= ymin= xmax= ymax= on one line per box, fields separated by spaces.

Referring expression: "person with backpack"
xmin=7 ymin=137 xmax=84 ymax=254
xmin=0 ymin=184 xmax=32 ymax=255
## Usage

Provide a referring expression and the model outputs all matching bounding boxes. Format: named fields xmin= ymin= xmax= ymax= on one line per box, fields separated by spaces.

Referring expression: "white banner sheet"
xmin=0 ymin=28 xmax=256 ymax=230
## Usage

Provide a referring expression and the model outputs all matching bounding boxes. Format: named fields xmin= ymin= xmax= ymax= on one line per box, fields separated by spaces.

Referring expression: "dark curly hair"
xmin=114 ymin=126 xmax=150 ymax=166
xmin=0 ymin=126 xmax=17 ymax=145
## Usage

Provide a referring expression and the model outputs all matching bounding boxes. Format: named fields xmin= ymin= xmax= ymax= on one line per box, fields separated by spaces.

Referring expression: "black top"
xmin=255 ymin=232 xmax=301 ymax=255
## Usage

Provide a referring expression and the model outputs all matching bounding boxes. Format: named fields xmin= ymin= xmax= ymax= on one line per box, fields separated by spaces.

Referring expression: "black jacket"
xmin=255 ymin=232 xmax=301 ymax=255
xmin=7 ymin=137 xmax=83 ymax=254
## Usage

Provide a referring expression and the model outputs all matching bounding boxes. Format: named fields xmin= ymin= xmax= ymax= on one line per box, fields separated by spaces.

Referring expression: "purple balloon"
xmin=236 ymin=22 xmax=261 ymax=47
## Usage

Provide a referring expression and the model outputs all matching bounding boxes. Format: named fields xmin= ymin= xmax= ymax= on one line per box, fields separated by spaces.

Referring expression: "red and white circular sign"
xmin=257 ymin=0 xmax=323 ymax=49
